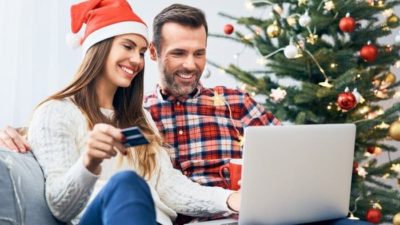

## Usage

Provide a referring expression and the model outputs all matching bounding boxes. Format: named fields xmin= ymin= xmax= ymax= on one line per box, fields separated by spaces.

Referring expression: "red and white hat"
xmin=67 ymin=0 xmax=148 ymax=54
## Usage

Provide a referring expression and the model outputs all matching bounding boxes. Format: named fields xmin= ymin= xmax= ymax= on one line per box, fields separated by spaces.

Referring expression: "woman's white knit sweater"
xmin=27 ymin=99 xmax=233 ymax=225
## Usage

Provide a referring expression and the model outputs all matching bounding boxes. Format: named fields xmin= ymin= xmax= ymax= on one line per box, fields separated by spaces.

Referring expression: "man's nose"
xmin=182 ymin=55 xmax=196 ymax=70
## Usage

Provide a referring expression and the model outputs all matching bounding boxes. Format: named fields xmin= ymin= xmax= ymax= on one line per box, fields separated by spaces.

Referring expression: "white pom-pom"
xmin=284 ymin=44 xmax=298 ymax=59
xmin=352 ymin=88 xmax=365 ymax=103
xmin=66 ymin=33 xmax=81 ymax=49
xmin=299 ymin=11 xmax=311 ymax=27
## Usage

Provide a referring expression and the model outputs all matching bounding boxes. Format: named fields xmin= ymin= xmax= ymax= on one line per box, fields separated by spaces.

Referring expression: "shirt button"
xmin=176 ymin=101 xmax=181 ymax=106
xmin=178 ymin=130 xmax=183 ymax=135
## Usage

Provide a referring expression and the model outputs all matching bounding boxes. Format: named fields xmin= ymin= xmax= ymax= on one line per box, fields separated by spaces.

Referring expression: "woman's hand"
xmin=83 ymin=123 xmax=127 ymax=174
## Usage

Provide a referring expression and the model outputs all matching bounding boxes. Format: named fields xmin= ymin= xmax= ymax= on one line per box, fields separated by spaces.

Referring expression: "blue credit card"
xmin=121 ymin=126 xmax=149 ymax=147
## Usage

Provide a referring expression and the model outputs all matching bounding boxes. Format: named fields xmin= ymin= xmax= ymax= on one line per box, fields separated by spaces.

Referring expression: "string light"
xmin=374 ymin=89 xmax=388 ymax=98
xmin=306 ymin=33 xmax=318 ymax=44
xmin=273 ymin=4 xmax=283 ymax=15
xmin=256 ymin=57 xmax=268 ymax=65
xmin=382 ymin=9 xmax=394 ymax=17
xmin=330 ymin=63 xmax=338 ymax=69
xmin=376 ymin=109 xmax=384 ymax=115
xmin=255 ymin=27 xmax=262 ymax=35
xmin=357 ymin=166 xmax=368 ymax=178
xmin=298 ymin=0 xmax=308 ymax=6
xmin=382 ymin=24 xmax=390 ymax=31
xmin=245 ymin=0 xmax=255 ymax=10
xmin=359 ymin=106 xmax=370 ymax=114
xmin=373 ymin=203 xmax=382 ymax=210
xmin=384 ymin=44 xmax=393 ymax=53
xmin=395 ymin=60 xmax=400 ymax=68
xmin=323 ymin=1 xmax=335 ymax=11
xmin=244 ymin=33 xmax=254 ymax=40
xmin=287 ymin=16 xmax=297 ymax=26
xmin=370 ymin=0 xmax=385 ymax=7
xmin=375 ymin=122 xmax=390 ymax=129
xmin=391 ymin=164 xmax=400 ymax=173
xmin=382 ymin=173 xmax=390 ymax=179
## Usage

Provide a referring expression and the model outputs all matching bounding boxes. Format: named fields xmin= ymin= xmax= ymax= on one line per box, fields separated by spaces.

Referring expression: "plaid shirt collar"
xmin=155 ymin=83 xmax=205 ymax=103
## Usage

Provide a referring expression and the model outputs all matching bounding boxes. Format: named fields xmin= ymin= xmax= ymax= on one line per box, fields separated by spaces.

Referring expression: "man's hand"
xmin=0 ymin=126 xmax=30 ymax=153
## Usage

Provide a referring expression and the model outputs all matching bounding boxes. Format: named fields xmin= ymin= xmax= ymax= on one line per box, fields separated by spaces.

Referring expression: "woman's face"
xmin=101 ymin=33 xmax=148 ymax=89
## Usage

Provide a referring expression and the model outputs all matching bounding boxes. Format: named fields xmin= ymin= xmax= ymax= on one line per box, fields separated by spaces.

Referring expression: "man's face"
xmin=150 ymin=22 xmax=207 ymax=97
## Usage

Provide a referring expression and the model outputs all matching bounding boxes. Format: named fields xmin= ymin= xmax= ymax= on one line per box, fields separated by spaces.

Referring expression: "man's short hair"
xmin=152 ymin=4 xmax=208 ymax=54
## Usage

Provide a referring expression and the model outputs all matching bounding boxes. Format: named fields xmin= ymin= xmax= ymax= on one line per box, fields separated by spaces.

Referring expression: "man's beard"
xmin=161 ymin=69 xmax=200 ymax=97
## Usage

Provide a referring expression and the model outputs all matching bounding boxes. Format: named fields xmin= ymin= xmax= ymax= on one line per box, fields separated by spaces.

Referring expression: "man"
xmin=1 ymin=4 xmax=371 ymax=225
xmin=144 ymin=4 xmax=280 ymax=188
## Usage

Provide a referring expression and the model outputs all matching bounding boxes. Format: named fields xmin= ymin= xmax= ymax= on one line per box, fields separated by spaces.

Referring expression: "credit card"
xmin=121 ymin=126 xmax=149 ymax=147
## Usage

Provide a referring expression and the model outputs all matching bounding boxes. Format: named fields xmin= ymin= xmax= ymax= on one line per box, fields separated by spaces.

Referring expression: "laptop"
xmin=191 ymin=124 xmax=356 ymax=225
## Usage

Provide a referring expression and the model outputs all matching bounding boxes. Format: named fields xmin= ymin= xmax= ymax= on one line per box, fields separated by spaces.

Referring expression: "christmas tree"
xmin=209 ymin=0 xmax=400 ymax=223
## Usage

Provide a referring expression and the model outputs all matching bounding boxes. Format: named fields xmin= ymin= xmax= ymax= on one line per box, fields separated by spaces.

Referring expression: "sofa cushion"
xmin=0 ymin=149 xmax=63 ymax=225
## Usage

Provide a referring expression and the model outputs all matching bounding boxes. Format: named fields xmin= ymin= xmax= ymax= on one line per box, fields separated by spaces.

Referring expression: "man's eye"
xmin=195 ymin=52 xmax=205 ymax=57
xmin=172 ymin=52 xmax=184 ymax=56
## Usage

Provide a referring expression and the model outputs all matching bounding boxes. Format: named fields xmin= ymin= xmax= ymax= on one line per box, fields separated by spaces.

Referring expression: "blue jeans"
xmin=79 ymin=171 xmax=157 ymax=225
xmin=305 ymin=218 xmax=372 ymax=225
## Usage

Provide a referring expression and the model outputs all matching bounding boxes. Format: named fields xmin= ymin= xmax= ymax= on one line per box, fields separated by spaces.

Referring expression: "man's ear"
xmin=149 ymin=42 xmax=157 ymax=61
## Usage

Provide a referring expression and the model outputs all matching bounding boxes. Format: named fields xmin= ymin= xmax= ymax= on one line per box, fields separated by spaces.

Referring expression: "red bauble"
xmin=360 ymin=43 xmax=378 ymax=62
xmin=337 ymin=92 xmax=357 ymax=110
xmin=339 ymin=16 xmax=356 ymax=32
xmin=366 ymin=208 xmax=382 ymax=224
xmin=353 ymin=162 xmax=359 ymax=173
xmin=367 ymin=146 xmax=376 ymax=154
xmin=224 ymin=24 xmax=234 ymax=35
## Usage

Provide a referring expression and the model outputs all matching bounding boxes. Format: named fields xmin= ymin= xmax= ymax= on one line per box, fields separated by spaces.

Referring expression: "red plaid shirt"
xmin=144 ymin=84 xmax=281 ymax=188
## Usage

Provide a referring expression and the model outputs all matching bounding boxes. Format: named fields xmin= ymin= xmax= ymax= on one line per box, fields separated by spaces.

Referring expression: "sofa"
xmin=0 ymin=148 xmax=63 ymax=225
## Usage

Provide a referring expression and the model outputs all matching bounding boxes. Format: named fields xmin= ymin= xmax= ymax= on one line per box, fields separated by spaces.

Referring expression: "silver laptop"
xmin=191 ymin=124 xmax=355 ymax=225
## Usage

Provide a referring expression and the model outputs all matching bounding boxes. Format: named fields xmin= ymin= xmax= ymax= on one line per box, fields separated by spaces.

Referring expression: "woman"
xmin=27 ymin=1 xmax=239 ymax=225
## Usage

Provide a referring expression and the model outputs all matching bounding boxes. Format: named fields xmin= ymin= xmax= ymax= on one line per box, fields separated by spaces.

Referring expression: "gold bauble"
xmin=387 ymin=14 xmax=399 ymax=27
xmin=267 ymin=23 xmax=281 ymax=38
xmin=389 ymin=120 xmax=400 ymax=141
xmin=384 ymin=72 xmax=397 ymax=85
xmin=393 ymin=212 xmax=400 ymax=225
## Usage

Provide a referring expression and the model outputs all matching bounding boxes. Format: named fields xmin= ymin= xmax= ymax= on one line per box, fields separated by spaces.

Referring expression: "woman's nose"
xmin=129 ymin=55 xmax=139 ymax=63
xmin=129 ymin=55 xmax=141 ymax=71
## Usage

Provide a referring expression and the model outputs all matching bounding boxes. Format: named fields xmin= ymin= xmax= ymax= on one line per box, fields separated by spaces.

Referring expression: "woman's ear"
xmin=149 ymin=42 xmax=157 ymax=61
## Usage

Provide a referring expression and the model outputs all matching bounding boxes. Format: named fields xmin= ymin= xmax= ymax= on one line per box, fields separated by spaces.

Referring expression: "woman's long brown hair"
xmin=38 ymin=37 xmax=161 ymax=179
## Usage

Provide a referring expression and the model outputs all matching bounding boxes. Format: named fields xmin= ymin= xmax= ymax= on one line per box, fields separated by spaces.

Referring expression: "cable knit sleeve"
xmin=155 ymin=149 xmax=235 ymax=217
xmin=27 ymin=100 xmax=99 ymax=223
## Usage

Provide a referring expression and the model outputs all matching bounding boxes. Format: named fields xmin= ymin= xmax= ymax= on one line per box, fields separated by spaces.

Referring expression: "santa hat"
xmin=66 ymin=0 xmax=148 ymax=54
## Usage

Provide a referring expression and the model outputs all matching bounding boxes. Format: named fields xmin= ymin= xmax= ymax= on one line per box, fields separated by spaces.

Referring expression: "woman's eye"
xmin=123 ymin=45 xmax=133 ymax=50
